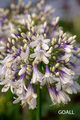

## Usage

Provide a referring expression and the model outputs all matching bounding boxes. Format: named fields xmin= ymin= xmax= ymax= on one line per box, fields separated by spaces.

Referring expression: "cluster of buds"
xmin=0 ymin=0 xmax=80 ymax=109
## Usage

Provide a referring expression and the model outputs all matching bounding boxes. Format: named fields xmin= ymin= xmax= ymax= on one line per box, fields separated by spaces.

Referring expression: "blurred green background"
xmin=0 ymin=0 xmax=80 ymax=120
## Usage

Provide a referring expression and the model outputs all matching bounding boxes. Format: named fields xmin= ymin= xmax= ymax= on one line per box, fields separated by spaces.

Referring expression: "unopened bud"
xmin=73 ymin=35 xmax=76 ymax=39
xmin=53 ymin=56 xmax=56 ymax=60
xmin=7 ymin=43 xmax=10 ymax=47
xmin=47 ymin=50 xmax=51 ymax=54
xmin=59 ymin=30 xmax=63 ymax=36
xmin=23 ymin=39 xmax=27 ymax=43
xmin=49 ymin=47 xmax=53 ymax=51
xmin=76 ymin=50 xmax=80 ymax=55
xmin=63 ymin=33 xmax=66 ymax=38
xmin=65 ymin=58 xmax=70 ymax=63
xmin=71 ymin=40 xmax=76 ymax=44
xmin=31 ymin=27 xmax=34 ymax=33
xmin=11 ymin=29 xmax=18 ymax=35
xmin=21 ymin=47 xmax=24 ymax=51
xmin=28 ymin=15 xmax=31 ymax=23
xmin=24 ymin=44 xmax=27 ymax=49
xmin=58 ymin=38 xmax=61 ymax=44
xmin=12 ymin=39 xmax=15 ymax=44
xmin=21 ymin=33 xmax=26 ymax=38
xmin=28 ymin=32 xmax=31 ymax=37
xmin=56 ymin=72 xmax=60 ymax=76
xmin=31 ymin=21 xmax=34 ymax=26
xmin=50 ymin=67 xmax=52 ymax=71
xmin=33 ymin=94 xmax=37 ymax=99
xmin=56 ymin=16 xmax=59 ymax=23
xmin=20 ymin=64 xmax=23 ymax=68
xmin=18 ymin=28 xmax=22 ymax=32
xmin=55 ymin=63 xmax=60 ymax=68
xmin=44 ymin=33 xmax=46 ymax=38
xmin=1 ymin=41 xmax=6 ymax=46
xmin=52 ymin=67 xmax=55 ymax=72
xmin=68 ymin=37 xmax=73 ymax=42
xmin=8 ymin=38 xmax=11 ymax=43
xmin=18 ymin=56 xmax=21 ymax=60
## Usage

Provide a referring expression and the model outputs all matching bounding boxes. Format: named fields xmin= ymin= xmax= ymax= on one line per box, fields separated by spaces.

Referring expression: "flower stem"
xmin=29 ymin=109 xmax=33 ymax=120
xmin=37 ymin=84 xmax=41 ymax=120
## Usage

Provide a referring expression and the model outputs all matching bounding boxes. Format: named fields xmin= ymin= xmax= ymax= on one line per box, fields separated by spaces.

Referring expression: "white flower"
xmin=14 ymin=73 xmax=27 ymax=95
xmin=13 ymin=84 xmax=37 ymax=109
xmin=64 ymin=81 xmax=80 ymax=94
xmin=0 ymin=64 xmax=15 ymax=79
xmin=60 ymin=43 xmax=72 ymax=53
xmin=0 ymin=78 xmax=15 ymax=93
xmin=30 ymin=48 xmax=50 ymax=64
xmin=41 ymin=65 xmax=55 ymax=86
xmin=47 ymin=85 xmax=57 ymax=105
xmin=0 ymin=54 xmax=16 ymax=71
xmin=30 ymin=35 xmax=50 ymax=50
xmin=26 ymin=84 xmax=37 ymax=109
xmin=18 ymin=65 xmax=27 ymax=76
xmin=31 ymin=63 xmax=43 ymax=83
xmin=57 ymin=53 xmax=71 ymax=62
xmin=60 ymin=67 xmax=75 ymax=76
xmin=56 ymin=90 xmax=71 ymax=104
xmin=47 ymin=85 xmax=71 ymax=105
xmin=20 ymin=43 xmax=29 ymax=60
xmin=55 ymin=68 xmax=74 ymax=91
xmin=64 ymin=47 xmax=71 ymax=53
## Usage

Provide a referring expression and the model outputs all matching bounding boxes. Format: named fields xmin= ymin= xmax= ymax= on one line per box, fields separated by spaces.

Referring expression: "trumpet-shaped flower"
xmin=47 ymin=84 xmax=71 ymax=105
xmin=13 ymin=84 xmax=37 ymax=109
xmin=31 ymin=63 xmax=43 ymax=83
xmin=30 ymin=48 xmax=50 ymax=64
xmin=30 ymin=35 xmax=50 ymax=50
xmin=41 ymin=65 xmax=55 ymax=86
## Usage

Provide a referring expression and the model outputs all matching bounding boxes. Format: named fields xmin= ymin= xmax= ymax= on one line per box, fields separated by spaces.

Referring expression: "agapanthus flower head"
xmin=0 ymin=0 xmax=80 ymax=110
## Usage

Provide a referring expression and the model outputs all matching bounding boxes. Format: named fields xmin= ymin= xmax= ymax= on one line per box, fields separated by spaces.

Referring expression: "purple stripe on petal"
xmin=2 ymin=66 xmax=7 ymax=71
xmin=54 ymin=23 xmax=58 ymax=28
xmin=47 ymin=85 xmax=55 ymax=97
xmin=18 ymin=48 xmax=21 ymax=55
xmin=73 ymin=47 xmax=78 ymax=50
xmin=20 ymin=73 xmax=26 ymax=80
xmin=28 ymin=83 xmax=32 ymax=88
xmin=52 ymin=87 xmax=58 ymax=95
xmin=70 ymin=62 xmax=78 ymax=68
xmin=39 ymin=46 xmax=42 ymax=50
xmin=44 ymin=27 xmax=46 ymax=32
xmin=46 ymin=65 xmax=50 ymax=74
xmin=47 ymin=84 xmax=51 ymax=92
xmin=34 ymin=63 xmax=38 ymax=71
xmin=24 ymin=65 xmax=27 ymax=68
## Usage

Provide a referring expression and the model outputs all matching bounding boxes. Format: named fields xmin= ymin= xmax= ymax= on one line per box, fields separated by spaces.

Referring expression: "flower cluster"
xmin=0 ymin=0 xmax=80 ymax=109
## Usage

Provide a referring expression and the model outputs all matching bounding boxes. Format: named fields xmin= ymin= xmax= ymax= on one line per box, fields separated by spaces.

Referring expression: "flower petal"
xmin=30 ymin=53 xmax=37 ymax=58
xmin=42 ymin=43 xmax=49 ymax=50
xmin=43 ymin=39 xmax=50 ymax=43
xmin=42 ymin=56 xmax=49 ymax=64
xmin=2 ymin=85 xmax=9 ymax=92
xmin=39 ymin=35 xmax=44 ymax=40
xmin=13 ymin=97 xmax=21 ymax=104
xmin=32 ymin=36 xmax=38 ymax=41
xmin=30 ymin=41 xmax=37 ymax=47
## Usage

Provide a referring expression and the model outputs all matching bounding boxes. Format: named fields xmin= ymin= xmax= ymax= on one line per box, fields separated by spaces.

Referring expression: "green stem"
xmin=37 ymin=84 xmax=41 ymax=120
xmin=29 ymin=109 xmax=33 ymax=120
